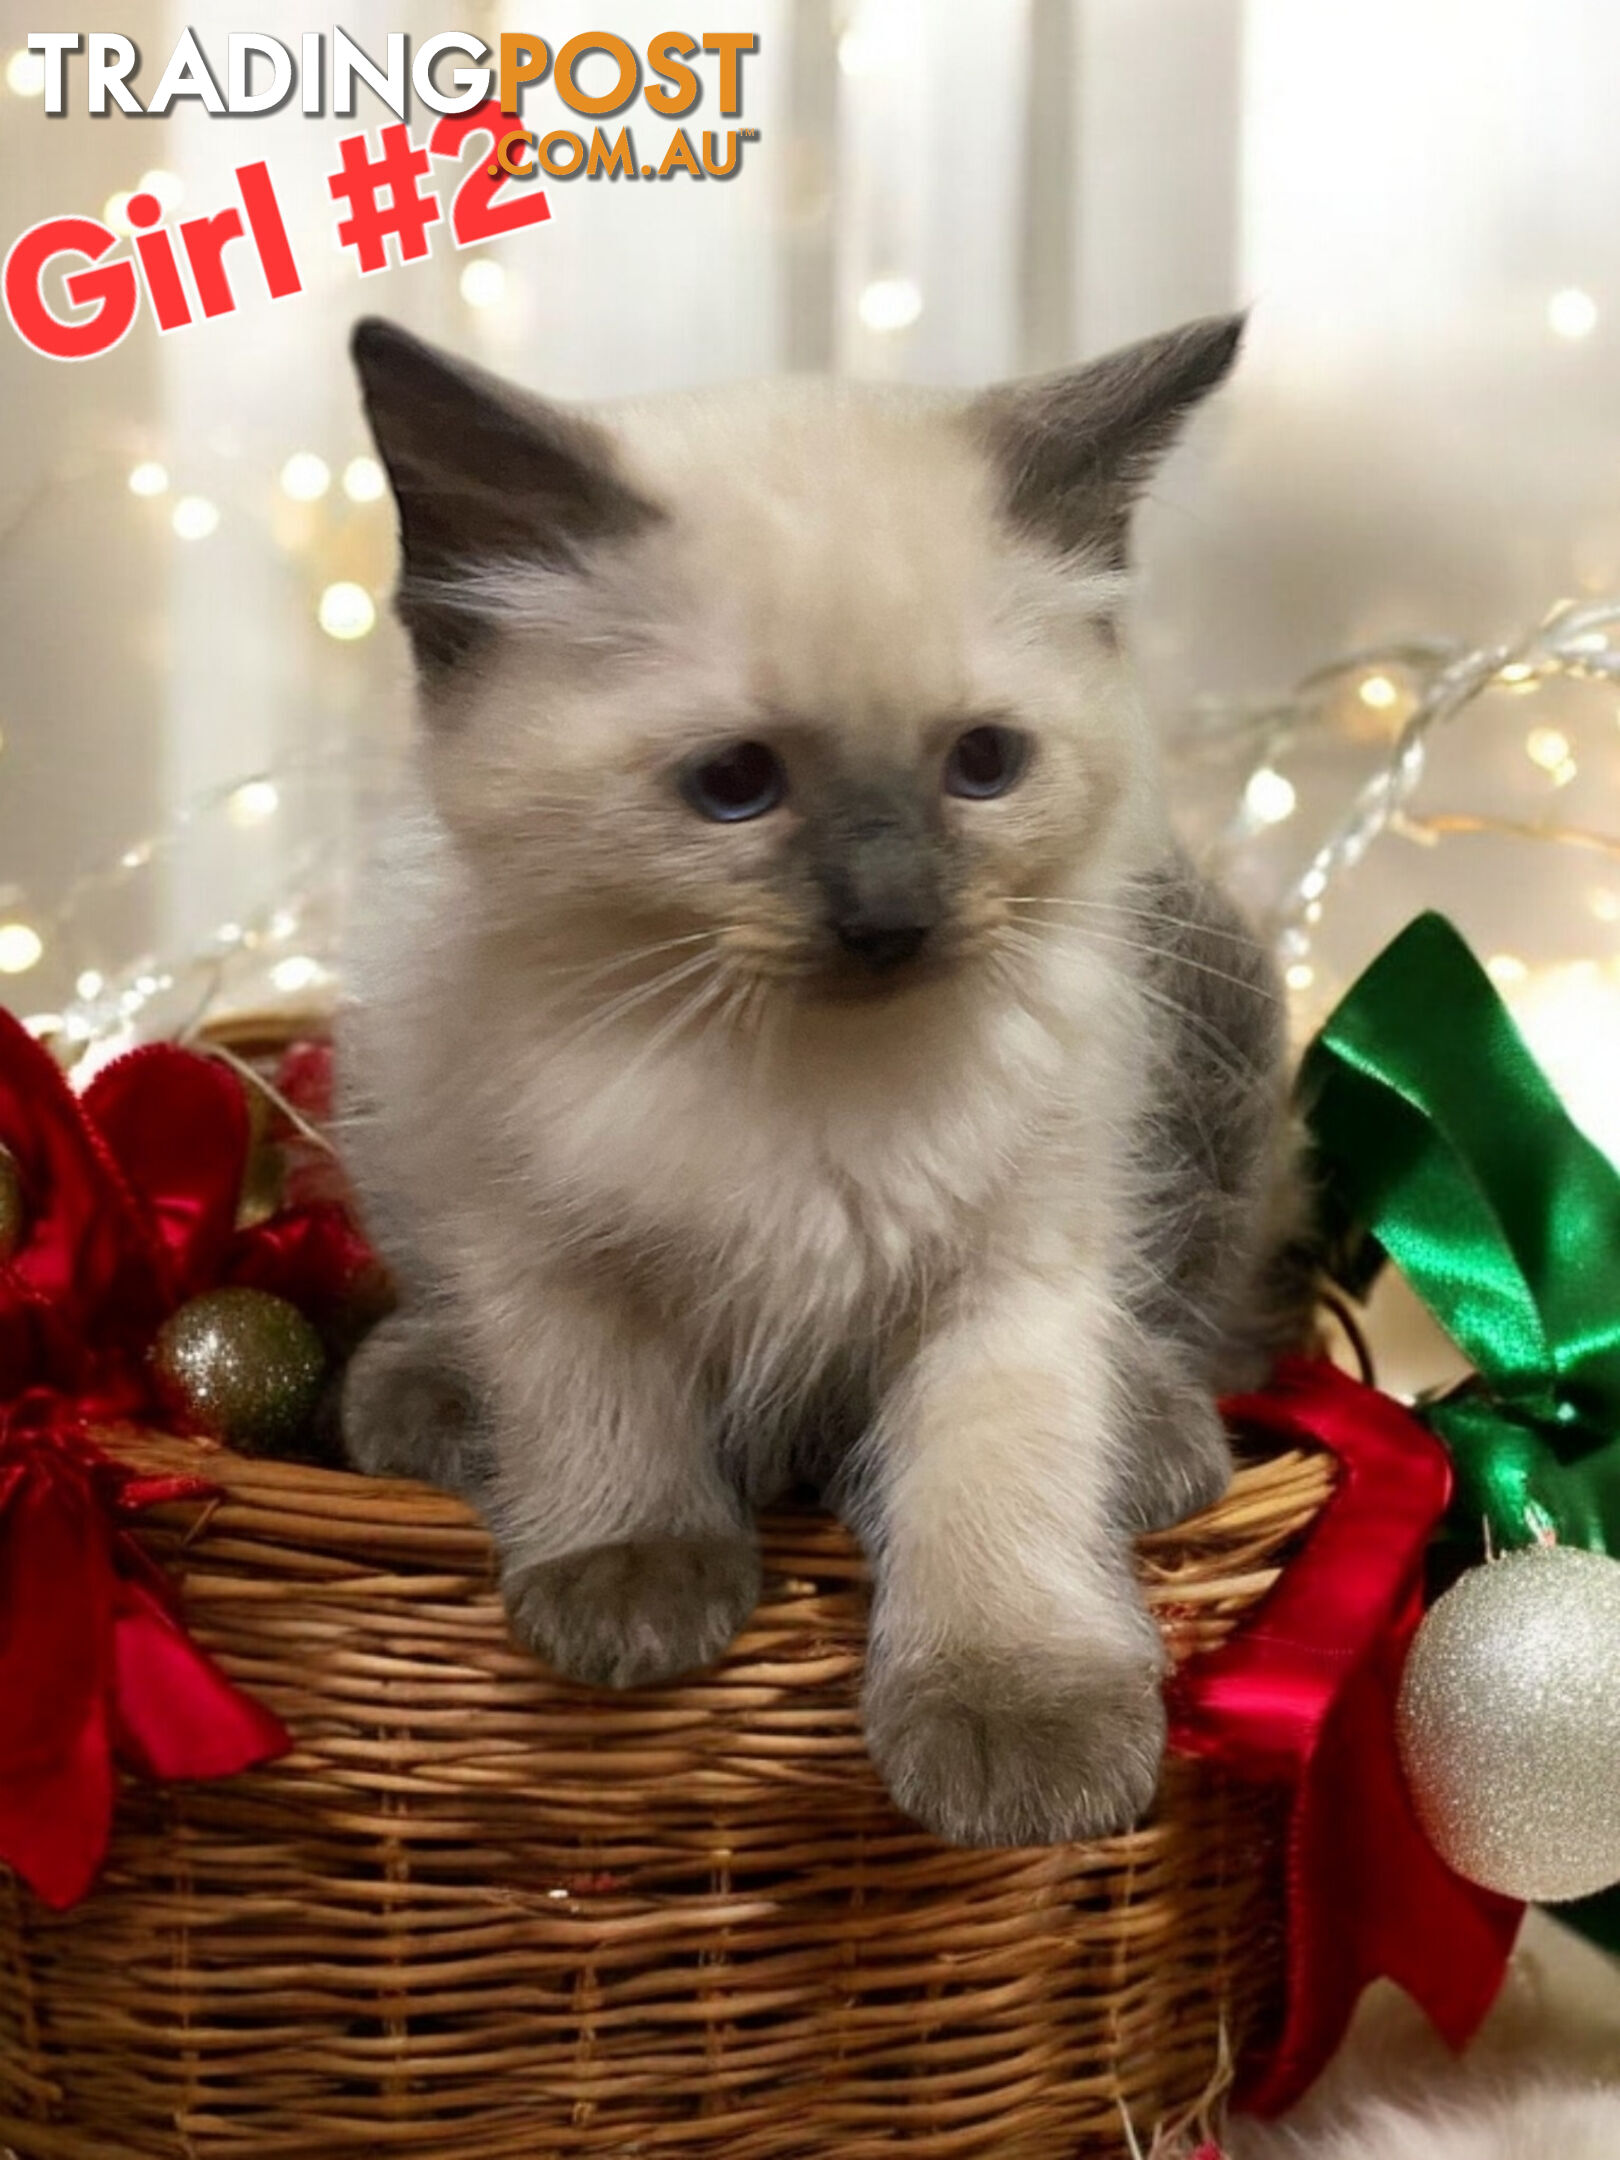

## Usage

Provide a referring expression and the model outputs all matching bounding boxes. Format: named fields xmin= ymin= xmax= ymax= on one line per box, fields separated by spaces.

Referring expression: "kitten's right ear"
xmin=972 ymin=314 xmax=1245 ymax=572
xmin=350 ymin=317 xmax=660 ymax=675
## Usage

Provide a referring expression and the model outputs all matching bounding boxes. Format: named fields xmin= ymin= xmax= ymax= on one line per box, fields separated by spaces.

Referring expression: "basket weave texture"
xmin=0 ymin=1432 xmax=1332 ymax=2160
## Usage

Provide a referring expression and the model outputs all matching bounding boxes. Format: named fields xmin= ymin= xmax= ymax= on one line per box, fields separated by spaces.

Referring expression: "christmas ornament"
xmin=1169 ymin=1359 xmax=1521 ymax=2117
xmin=1397 ymin=1544 xmax=1620 ymax=1903
xmin=0 ymin=1142 xmax=22 ymax=1263
xmin=151 ymin=1287 xmax=326 ymax=1454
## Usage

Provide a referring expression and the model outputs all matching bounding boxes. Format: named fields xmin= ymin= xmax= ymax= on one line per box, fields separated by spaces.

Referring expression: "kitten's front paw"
xmin=505 ymin=1535 xmax=762 ymax=1689
xmin=1115 ymin=1375 xmax=1233 ymax=1535
xmin=863 ymin=1637 xmax=1166 ymax=1847
xmin=342 ymin=1313 xmax=488 ymax=1497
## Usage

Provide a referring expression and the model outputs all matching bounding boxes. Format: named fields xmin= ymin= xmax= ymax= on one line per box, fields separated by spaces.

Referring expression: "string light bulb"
xmin=1548 ymin=288 xmax=1599 ymax=340
xmin=127 ymin=461 xmax=169 ymax=498
xmin=459 ymin=258 xmax=506 ymax=309
xmin=4 ymin=50 xmax=46 ymax=96
xmin=270 ymin=955 xmax=327 ymax=994
xmin=858 ymin=277 xmax=923 ymax=333
xmin=136 ymin=169 xmax=183 ymax=214
xmin=317 ymin=582 xmax=376 ymax=641
xmin=1525 ymin=725 xmax=1576 ymax=784
xmin=341 ymin=455 xmax=386 ymax=504
xmin=0 ymin=924 xmax=43 ymax=975
xmin=1244 ymin=766 xmax=1297 ymax=827
xmin=279 ymin=453 xmax=331 ymax=503
xmin=171 ymin=496 xmax=219 ymax=541
xmin=227 ymin=781 xmax=280 ymax=829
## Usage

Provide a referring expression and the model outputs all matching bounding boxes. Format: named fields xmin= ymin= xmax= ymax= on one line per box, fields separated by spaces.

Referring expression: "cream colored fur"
xmin=350 ymin=392 xmax=1164 ymax=1611
xmin=343 ymin=322 xmax=1288 ymax=1845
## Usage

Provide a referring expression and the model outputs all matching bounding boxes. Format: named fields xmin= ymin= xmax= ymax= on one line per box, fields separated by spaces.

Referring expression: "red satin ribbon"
xmin=0 ymin=1391 xmax=288 ymax=1908
xmin=0 ymin=1010 xmax=381 ymax=1905
xmin=0 ymin=1011 xmax=376 ymax=1412
xmin=1171 ymin=1358 xmax=1523 ymax=2115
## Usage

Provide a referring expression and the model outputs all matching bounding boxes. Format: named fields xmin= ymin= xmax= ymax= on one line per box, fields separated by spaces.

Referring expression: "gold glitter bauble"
xmin=0 ymin=1144 xmax=22 ymax=1264
xmin=1397 ymin=1545 xmax=1620 ymax=1903
xmin=150 ymin=1287 xmax=326 ymax=1456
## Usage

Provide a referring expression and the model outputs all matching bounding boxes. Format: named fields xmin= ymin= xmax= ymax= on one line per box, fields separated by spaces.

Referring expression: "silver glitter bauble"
xmin=150 ymin=1287 xmax=326 ymax=1456
xmin=1397 ymin=1544 xmax=1620 ymax=1903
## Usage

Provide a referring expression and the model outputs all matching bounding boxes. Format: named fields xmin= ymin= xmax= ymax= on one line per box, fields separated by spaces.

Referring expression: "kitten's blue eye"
xmin=681 ymin=741 xmax=786 ymax=823
xmin=943 ymin=724 xmax=1029 ymax=800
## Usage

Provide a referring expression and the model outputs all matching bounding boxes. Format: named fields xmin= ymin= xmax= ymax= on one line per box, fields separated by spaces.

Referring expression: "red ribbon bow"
xmin=1171 ymin=1358 xmax=1523 ymax=2115
xmin=0 ymin=1390 xmax=288 ymax=1907
xmin=0 ymin=1009 xmax=379 ymax=1904
xmin=0 ymin=1011 xmax=376 ymax=1411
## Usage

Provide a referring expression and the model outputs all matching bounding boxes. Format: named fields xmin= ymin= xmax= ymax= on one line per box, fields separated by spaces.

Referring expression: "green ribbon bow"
xmin=1303 ymin=912 xmax=1620 ymax=1950
xmin=1302 ymin=910 xmax=1620 ymax=1560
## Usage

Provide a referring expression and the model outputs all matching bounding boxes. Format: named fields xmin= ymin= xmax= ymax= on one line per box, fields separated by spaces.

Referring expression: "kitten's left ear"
xmin=973 ymin=313 xmax=1245 ymax=568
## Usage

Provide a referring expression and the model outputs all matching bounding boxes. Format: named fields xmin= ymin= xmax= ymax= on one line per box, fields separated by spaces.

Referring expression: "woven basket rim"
xmin=106 ymin=1421 xmax=1337 ymax=1626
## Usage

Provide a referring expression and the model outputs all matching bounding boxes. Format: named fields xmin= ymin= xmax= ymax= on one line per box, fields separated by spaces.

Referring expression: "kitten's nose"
xmin=835 ymin=920 xmax=932 ymax=971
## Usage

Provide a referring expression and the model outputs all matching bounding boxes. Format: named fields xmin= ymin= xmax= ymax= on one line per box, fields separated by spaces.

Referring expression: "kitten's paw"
xmin=505 ymin=1535 xmax=762 ymax=1689
xmin=1115 ymin=1377 xmax=1233 ymax=1535
xmin=863 ymin=1636 xmax=1167 ymax=1847
xmin=341 ymin=1314 xmax=487 ymax=1496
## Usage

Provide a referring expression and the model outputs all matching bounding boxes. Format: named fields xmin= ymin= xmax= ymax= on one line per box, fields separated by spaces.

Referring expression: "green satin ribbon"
xmin=1302 ymin=911 xmax=1620 ymax=1561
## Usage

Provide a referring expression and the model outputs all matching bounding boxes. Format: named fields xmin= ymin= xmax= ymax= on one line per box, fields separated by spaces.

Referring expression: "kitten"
xmin=340 ymin=312 xmax=1302 ymax=1848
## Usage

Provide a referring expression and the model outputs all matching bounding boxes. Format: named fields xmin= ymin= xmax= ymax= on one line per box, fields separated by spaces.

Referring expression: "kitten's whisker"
xmin=994 ymin=924 xmax=1264 ymax=1090
xmin=1004 ymin=895 xmax=1269 ymax=952
xmin=546 ymin=949 xmax=723 ymax=1058
xmin=537 ymin=929 xmax=727 ymax=985
xmin=606 ymin=966 xmax=734 ymax=1091
xmin=1004 ymin=907 xmax=1280 ymax=1002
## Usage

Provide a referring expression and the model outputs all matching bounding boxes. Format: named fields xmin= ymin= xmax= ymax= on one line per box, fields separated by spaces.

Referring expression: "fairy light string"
xmin=1249 ymin=598 xmax=1620 ymax=966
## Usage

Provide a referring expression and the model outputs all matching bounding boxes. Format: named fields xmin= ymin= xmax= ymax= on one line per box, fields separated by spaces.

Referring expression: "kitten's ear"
xmin=350 ymin=317 xmax=660 ymax=674
xmin=973 ymin=313 xmax=1244 ymax=569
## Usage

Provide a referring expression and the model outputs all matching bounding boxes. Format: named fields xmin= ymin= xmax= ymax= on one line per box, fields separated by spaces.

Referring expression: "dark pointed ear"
xmin=972 ymin=313 xmax=1245 ymax=570
xmin=350 ymin=317 xmax=661 ymax=675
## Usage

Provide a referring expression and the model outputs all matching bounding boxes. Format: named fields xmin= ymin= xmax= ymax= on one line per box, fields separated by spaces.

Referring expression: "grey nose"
xmin=835 ymin=921 xmax=932 ymax=970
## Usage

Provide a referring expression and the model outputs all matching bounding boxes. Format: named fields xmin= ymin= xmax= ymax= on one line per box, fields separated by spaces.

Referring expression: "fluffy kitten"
xmin=340 ymin=313 xmax=1300 ymax=1847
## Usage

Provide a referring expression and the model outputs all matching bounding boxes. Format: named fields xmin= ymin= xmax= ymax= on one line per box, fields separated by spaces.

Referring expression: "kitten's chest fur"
xmin=493 ymin=983 xmax=1133 ymax=1496
xmin=503 ymin=962 xmax=1132 ymax=1371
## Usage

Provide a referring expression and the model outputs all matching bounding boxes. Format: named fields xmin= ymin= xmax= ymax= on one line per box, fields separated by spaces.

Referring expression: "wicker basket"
xmin=0 ymin=1429 xmax=1333 ymax=2160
